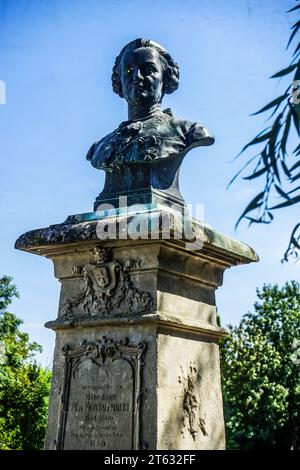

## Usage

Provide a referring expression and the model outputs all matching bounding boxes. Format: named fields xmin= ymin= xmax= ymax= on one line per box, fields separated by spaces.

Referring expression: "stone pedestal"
xmin=15 ymin=207 xmax=258 ymax=450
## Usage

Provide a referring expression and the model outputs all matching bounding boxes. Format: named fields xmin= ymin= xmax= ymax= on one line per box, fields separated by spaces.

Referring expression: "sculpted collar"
xmin=118 ymin=106 xmax=173 ymax=130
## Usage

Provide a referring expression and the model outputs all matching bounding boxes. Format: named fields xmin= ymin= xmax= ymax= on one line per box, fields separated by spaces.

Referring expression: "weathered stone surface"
xmin=157 ymin=328 xmax=224 ymax=450
xmin=15 ymin=207 xmax=258 ymax=265
xmin=45 ymin=325 xmax=157 ymax=450
xmin=15 ymin=206 xmax=258 ymax=450
xmin=58 ymin=247 xmax=153 ymax=320
xmin=45 ymin=322 xmax=227 ymax=450
xmin=56 ymin=337 xmax=145 ymax=450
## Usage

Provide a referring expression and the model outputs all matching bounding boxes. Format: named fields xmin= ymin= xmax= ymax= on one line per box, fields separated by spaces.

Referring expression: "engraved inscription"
xmin=56 ymin=337 xmax=146 ymax=450
xmin=64 ymin=359 xmax=132 ymax=449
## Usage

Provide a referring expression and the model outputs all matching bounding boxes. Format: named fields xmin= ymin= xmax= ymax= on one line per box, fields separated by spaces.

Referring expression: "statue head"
xmin=112 ymin=38 xmax=179 ymax=108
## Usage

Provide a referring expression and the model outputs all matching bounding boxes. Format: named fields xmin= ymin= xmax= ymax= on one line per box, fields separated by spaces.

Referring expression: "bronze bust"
xmin=87 ymin=39 xmax=214 ymax=211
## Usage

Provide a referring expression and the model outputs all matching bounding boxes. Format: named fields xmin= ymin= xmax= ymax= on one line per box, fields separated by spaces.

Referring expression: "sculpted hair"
xmin=112 ymin=38 xmax=180 ymax=97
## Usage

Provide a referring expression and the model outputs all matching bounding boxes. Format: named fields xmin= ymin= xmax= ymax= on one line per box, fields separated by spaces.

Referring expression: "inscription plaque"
xmin=56 ymin=337 xmax=146 ymax=450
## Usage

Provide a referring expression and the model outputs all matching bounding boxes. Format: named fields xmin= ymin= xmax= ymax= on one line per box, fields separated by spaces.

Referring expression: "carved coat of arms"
xmin=61 ymin=248 xmax=153 ymax=318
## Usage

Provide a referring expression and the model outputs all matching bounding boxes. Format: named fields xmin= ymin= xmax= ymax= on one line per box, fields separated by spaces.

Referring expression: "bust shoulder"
xmin=167 ymin=116 xmax=215 ymax=148
xmin=86 ymin=129 xmax=117 ymax=169
xmin=86 ymin=110 xmax=214 ymax=169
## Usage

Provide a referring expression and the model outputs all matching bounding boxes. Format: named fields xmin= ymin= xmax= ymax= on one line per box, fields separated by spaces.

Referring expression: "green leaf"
xmin=281 ymin=159 xmax=291 ymax=178
xmin=235 ymin=192 xmax=264 ymax=228
xmin=240 ymin=129 xmax=272 ymax=154
xmin=271 ymin=64 xmax=297 ymax=78
xmin=269 ymin=115 xmax=282 ymax=182
xmin=232 ymin=5 xmax=300 ymax=262
xmin=287 ymin=5 xmax=300 ymax=13
xmin=282 ymin=224 xmax=300 ymax=262
xmin=287 ymin=21 xmax=300 ymax=50
xmin=289 ymin=159 xmax=300 ymax=172
xmin=293 ymin=41 xmax=300 ymax=56
xmin=280 ymin=110 xmax=292 ymax=157
xmin=261 ymin=147 xmax=269 ymax=167
xmin=270 ymin=194 xmax=300 ymax=209
xmin=294 ymin=63 xmax=300 ymax=80
xmin=293 ymin=143 xmax=300 ymax=156
xmin=287 ymin=184 xmax=300 ymax=196
xmin=227 ymin=154 xmax=260 ymax=187
xmin=274 ymin=185 xmax=290 ymax=200
xmin=243 ymin=165 xmax=270 ymax=180
xmin=252 ymin=94 xmax=288 ymax=116
xmin=291 ymin=171 xmax=300 ymax=182
xmin=291 ymin=105 xmax=300 ymax=135
xmin=270 ymin=150 xmax=281 ymax=183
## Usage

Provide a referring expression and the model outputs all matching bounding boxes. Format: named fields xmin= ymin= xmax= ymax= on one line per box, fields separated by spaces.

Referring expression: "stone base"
xmin=45 ymin=320 xmax=225 ymax=450
xmin=15 ymin=208 xmax=258 ymax=450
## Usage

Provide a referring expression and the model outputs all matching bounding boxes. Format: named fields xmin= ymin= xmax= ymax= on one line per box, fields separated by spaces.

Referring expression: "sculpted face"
xmin=120 ymin=47 xmax=165 ymax=107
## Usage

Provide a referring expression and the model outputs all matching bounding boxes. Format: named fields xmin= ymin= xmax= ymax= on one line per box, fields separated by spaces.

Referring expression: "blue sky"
xmin=0 ymin=0 xmax=299 ymax=367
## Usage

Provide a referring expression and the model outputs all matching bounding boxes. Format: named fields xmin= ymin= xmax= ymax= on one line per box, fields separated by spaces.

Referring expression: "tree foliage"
xmin=0 ymin=275 xmax=51 ymax=450
xmin=230 ymin=3 xmax=300 ymax=262
xmin=221 ymin=281 xmax=300 ymax=449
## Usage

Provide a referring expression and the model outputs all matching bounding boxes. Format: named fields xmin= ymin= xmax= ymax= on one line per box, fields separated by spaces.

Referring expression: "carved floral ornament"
xmin=61 ymin=247 xmax=153 ymax=319
xmin=178 ymin=365 xmax=208 ymax=440
xmin=62 ymin=336 xmax=146 ymax=375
